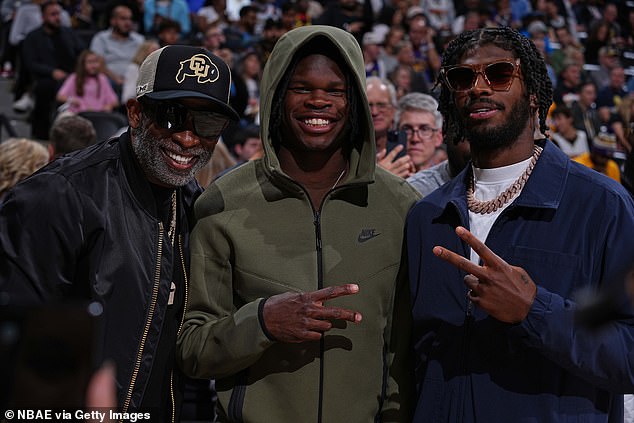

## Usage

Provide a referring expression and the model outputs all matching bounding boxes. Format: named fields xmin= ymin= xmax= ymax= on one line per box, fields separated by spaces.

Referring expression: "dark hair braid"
xmin=437 ymin=27 xmax=553 ymax=145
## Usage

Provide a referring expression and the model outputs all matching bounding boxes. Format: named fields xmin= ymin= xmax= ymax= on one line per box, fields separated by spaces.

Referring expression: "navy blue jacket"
xmin=407 ymin=140 xmax=634 ymax=422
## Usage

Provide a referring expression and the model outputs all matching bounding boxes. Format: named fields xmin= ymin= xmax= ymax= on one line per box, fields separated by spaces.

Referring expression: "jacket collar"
xmin=429 ymin=139 xmax=568 ymax=221
xmin=511 ymin=139 xmax=568 ymax=210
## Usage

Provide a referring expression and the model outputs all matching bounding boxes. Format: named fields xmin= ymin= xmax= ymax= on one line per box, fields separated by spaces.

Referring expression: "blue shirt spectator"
xmin=144 ymin=0 xmax=191 ymax=36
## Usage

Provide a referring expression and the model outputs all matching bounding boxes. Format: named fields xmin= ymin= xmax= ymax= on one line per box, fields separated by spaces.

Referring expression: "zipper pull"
xmin=314 ymin=211 xmax=322 ymax=250
xmin=466 ymin=290 xmax=473 ymax=317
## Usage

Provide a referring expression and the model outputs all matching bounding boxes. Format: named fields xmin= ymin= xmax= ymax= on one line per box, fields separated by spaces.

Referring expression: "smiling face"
xmin=128 ymin=97 xmax=221 ymax=187
xmin=452 ymin=44 xmax=532 ymax=153
xmin=280 ymin=54 xmax=349 ymax=155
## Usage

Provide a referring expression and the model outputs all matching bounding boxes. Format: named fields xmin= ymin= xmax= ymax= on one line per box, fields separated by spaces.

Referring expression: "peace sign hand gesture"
xmin=262 ymin=284 xmax=363 ymax=343
xmin=433 ymin=226 xmax=537 ymax=323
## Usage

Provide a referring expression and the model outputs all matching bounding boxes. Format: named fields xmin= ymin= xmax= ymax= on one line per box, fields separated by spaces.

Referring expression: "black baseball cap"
xmin=136 ymin=45 xmax=239 ymax=121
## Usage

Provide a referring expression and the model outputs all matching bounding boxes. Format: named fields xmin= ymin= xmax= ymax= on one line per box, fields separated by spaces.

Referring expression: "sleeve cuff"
xmin=508 ymin=286 xmax=553 ymax=340
xmin=258 ymin=297 xmax=278 ymax=342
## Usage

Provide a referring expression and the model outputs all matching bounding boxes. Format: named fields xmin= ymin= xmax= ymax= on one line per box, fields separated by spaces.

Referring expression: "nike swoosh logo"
xmin=358 ymin=230 xmax=381 ymax=243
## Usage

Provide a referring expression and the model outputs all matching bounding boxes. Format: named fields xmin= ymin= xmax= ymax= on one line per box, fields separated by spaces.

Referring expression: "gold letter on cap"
xmin=176 ymin=54 xmax=220 ymax=84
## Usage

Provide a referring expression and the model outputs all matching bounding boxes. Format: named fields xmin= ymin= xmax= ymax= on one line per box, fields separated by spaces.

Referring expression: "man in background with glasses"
xmin=366 ymin=76 xmax=414 ymax=178
xmin=0 ymin=45 xmax=238 ymax=420
xmin=406 ymin=27 xmax=634 ymax=422
xmin=396 ymin=92 xmax=444 ymax=173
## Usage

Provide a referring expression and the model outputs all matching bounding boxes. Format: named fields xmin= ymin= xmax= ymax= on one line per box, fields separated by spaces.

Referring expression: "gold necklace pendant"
xmin=467 ymin=145 xmax=543 ymax=215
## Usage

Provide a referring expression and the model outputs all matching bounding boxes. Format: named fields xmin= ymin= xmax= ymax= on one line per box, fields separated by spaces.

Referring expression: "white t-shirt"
xmin=198 ymin=6 xmax=220 ymax=26
xmin=468 ymin=155 xmax=534 ymax=264
xmin=552 ymin=130 xmax=589 ymax=158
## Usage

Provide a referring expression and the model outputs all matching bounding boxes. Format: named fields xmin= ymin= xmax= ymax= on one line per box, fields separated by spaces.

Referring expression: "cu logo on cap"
xmin=176 ymin=54 xmax=219 ymax=84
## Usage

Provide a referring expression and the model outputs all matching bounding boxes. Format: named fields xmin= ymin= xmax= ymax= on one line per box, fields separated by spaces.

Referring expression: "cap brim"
xmin=144 ymin=90 xmax=240 ymax=121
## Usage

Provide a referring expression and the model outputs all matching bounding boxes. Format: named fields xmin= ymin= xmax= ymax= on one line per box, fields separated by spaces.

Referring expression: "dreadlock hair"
xmin=437 ymin=27 xmax=553 ymax=145
xmin=268 ymin=36 xmax=362 ymax=159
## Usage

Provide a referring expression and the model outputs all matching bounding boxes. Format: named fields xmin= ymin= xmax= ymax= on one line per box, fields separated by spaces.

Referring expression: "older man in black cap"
xmin=0 ymin=45 xmax=238 ymax=420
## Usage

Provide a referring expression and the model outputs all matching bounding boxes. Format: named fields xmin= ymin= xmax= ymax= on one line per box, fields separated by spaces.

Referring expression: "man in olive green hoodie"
xmin=177 ymin=25 xmax=419 ymax=422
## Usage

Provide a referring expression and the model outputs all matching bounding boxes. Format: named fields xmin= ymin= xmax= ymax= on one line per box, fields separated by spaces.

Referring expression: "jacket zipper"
xmin=122 ymin=223 xmax=164 ymax=417
xmin=273 ymin=175 xmax=345 ymax=423
xmin=313 ymin=210 xmax=325 ymax=423
xmin=169 ymin=235 xmax=189 ymax=423
xmin=459 ymin=293 xmax=474 ymax=421
xmin=459 ymin=219 xmax=474 ymax=422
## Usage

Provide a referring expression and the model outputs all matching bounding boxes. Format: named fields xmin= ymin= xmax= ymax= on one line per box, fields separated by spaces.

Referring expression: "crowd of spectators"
xmin=0 ymin=0 xmax=632 ymax=188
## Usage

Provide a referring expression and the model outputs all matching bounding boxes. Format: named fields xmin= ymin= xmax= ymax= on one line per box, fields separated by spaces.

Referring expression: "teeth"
xmin=166 ymin=151 xmax=192 ymax=165
xmin=304 ymin=118 xmax=330 ymax=126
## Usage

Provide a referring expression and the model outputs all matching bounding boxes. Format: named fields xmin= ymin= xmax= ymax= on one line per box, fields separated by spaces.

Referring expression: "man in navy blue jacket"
xmin=407 ymin=27 xmax=634 ymax=422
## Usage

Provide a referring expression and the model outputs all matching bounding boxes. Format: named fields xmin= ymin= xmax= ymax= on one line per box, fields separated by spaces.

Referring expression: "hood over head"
xmin=259 ymin=25 xmax=376 ymax=184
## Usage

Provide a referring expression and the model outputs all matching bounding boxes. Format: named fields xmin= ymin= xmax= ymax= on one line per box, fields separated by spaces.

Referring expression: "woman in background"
xmin=121 ymin=40 xmax=160 ymax=103
xmin=0 ymin=138 xmax=49 ymax=202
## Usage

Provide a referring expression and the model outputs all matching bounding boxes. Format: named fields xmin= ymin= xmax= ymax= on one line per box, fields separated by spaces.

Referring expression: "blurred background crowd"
xmin=0 ymin=0 xmax=633 ymax=195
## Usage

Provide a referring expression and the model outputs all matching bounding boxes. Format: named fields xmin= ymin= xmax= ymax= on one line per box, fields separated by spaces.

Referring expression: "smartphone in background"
xmin=0 ymin=303 xmax=102 ymax=411
xmin=386 ymin=130 xmax=407 ymax=159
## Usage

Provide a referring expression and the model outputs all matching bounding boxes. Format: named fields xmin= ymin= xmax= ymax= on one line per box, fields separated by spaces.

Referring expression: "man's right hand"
xmin=262 ymin=284 xmax=362 ymax=343
xmin=377 ymin=145 xmax=414 ymax=178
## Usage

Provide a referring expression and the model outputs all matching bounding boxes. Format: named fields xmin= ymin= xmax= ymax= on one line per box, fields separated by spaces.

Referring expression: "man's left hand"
xmin=433 ymin=226 xmax=537 ymax=323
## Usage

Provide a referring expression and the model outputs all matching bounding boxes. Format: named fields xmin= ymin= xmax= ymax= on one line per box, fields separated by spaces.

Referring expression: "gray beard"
xmin=131 ymin=116 xmax=213 ymax=187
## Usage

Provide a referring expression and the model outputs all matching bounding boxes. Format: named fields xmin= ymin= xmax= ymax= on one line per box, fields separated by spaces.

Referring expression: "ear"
xmin=434 ymin=132 xmax=443 ymax=148
xmin=529 ymin=94 xmax=538 ymax=110
xmin=127 ymin=98 xmax=142 ymax=129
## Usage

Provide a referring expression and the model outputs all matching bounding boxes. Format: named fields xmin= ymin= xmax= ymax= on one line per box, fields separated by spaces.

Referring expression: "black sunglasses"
xmin=141 ymin=100 xmax=229 ymax=139
xmin=440 ymin=59 xmax=522 ymax=92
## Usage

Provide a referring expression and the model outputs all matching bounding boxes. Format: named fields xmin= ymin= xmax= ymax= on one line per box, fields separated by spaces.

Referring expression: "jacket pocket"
xmin=511 ymin=245 xmax=584 ymax=293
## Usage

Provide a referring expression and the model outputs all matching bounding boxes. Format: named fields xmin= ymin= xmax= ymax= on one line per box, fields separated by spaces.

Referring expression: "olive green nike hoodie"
xmin=177 ymin=25 xmax=420 ymax=422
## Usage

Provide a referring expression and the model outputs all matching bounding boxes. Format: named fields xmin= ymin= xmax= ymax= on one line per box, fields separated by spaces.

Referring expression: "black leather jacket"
xmin=0 ymin=132 xmax=202 ymax=414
